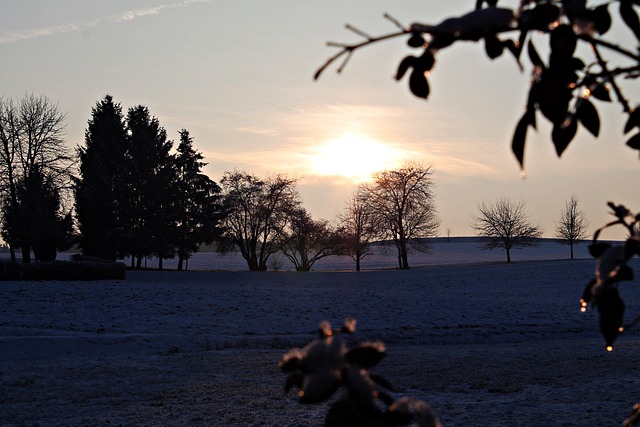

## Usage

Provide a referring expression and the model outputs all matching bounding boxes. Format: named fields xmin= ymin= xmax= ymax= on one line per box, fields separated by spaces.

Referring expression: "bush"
xmin=0 ymin=259 xmax=126 ymax=281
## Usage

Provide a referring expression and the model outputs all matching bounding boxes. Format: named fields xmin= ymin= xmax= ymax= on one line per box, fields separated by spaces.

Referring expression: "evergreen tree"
xmin=123 ymin=105 xmax=176 ymax=269
xmin=75 ymin=95 xmax=128 ymax=260
xmin=173 ymin=129 xmax=223 ymax=271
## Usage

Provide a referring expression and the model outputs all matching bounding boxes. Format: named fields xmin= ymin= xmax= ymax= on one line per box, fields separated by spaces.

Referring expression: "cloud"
xmin=0 ymin=0 xmax=210 ymax=45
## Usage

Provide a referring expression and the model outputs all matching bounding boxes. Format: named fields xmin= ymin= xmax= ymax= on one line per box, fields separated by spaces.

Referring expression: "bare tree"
xmin=0 ymin=94 xmax=72 ymax=262
xmin=363 ymin=162 xmax=439 ymax=269
xmin=219 ymin=170 xmax=300 ymax=271
xmin=280 ymin=207 xmax=343 ymax=271
xmin=337 ymin=188 xmax=380 ymax=271
xmin=472 ymin=197 xmax=542 ymax=262
xmin=555 ymin=196 xmax=589 ymax=260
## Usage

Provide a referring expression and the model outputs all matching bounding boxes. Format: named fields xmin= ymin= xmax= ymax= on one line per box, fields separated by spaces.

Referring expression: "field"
xmin=2 ymin=240 xmax=640 ymax=426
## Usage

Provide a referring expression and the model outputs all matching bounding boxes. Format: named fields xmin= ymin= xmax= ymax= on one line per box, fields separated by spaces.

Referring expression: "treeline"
xmin=0 ymin=94 xmax=441 ymax=271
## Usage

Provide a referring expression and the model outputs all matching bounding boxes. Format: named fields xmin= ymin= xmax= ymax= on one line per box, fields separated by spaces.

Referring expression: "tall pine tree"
xmin=75 ymin=95 xmax=128 ymax=260
xmin=173 ymin=129 xmax=223 ymax=270
xmin=123 ymin=105 xmax=176 ymax=269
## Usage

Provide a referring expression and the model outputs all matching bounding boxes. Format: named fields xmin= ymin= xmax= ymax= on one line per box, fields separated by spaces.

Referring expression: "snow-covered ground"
xmin=2 ymin=240 xmax=640 ymax=426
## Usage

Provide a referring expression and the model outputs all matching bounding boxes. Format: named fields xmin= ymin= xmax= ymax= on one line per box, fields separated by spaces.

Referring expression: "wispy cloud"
xmin=0 ymin=0 xmax=210 ymax=45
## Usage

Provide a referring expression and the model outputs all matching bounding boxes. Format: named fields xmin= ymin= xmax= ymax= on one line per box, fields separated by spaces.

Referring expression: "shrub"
xmin=280 ymin=318 xmax=441 ymax=427
xmin=0 ymin=259 xmax=126 ymax=281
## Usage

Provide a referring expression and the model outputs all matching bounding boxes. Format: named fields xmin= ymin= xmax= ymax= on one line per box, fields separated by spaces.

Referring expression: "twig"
xmin=314 ymin=29 xmax=408 ymax=80
xmin=590 ymin=41 xmax=632 ymax=113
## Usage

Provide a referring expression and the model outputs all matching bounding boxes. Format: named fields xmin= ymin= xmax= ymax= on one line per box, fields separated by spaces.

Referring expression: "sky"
xmin=1 ymin=0 xmax=638 ymax=239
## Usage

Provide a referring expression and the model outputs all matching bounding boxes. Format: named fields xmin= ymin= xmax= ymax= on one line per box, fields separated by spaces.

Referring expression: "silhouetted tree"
xmin=219 ymin=171 xmax=300 ymax=271
xmin=122 ymin=105 xmax=176 ymax=269
xmin=362 ymin=162 xmax=439 ymax=269
xmin=472 ymin=197 xmax=542 ymax=262
xmin=0 ymin=94 xmax=72 ymax=263
xmin=280 ymin=207 xmax=343 ymax=271
xmin=75 ymin=95 xmax=128 ymax=260
xmin=173 ymin=129 xmax=224 ymax=271
xmin=555 ymin=195 xmax=589 ymax=260
xmin=338 ymin=188 xmax=380 ymax=271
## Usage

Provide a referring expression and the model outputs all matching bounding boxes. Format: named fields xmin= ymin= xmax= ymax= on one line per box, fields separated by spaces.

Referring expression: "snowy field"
xmin=3 ymin=240 xmax=640 ymax=426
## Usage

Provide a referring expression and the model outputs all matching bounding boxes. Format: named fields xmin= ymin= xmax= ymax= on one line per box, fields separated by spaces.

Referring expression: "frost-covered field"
xmin=3 ymin=240 xmax=640 ymax=426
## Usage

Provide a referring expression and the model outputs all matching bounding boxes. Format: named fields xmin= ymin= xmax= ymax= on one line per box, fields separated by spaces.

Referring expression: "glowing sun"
xmin=310 ymin=134 xmax=405 ymax=182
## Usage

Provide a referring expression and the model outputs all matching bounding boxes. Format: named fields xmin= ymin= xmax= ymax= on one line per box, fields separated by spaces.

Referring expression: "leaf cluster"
xmin=580 ymin=202 xmax=640 ymax=350
xmin=317 ymin=1 xmax=640 ymax=170
xmin=280 ymin=318 xmax=440 ymax=427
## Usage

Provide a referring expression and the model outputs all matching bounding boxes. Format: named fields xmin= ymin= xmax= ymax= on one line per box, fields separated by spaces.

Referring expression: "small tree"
xmin=338 ymin=189 xmax=380 ymax=271
xmin=281 ymin=207 xmax=343 ymax=271
xmin=472 ymin=197 xmax=542 ymax=262
xmin=219 ymin=171 xmax=300 ymax=271
xmin=555 ymin=195 xmax=589 ymax=259
xmin=0 ymin=94 xmax=72 ymax=263
xmin=363 ymin=162 xmax=439 ymax=269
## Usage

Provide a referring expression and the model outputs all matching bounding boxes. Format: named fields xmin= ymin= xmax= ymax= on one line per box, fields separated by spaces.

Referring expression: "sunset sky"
xmin=1 ymin=1 xmax=639 ymax=239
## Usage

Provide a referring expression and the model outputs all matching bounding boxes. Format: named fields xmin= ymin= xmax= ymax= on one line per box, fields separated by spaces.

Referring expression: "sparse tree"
xmin=281 ymin=207 xmax=343 ymax=272
xmin=555 ymin=196 xmax=589 ymax=260
xmin=472 ymin=197 xmax=542 ymax=262
xmin=338 ymin=188 xmax=380 ymax=271
xmin=363 ymin=162 xmax=439 ymax=269
xmin=219 ymin=171 xmax=300 ymax=271
xmin=0 ymin=94 xmax=72 ymax=263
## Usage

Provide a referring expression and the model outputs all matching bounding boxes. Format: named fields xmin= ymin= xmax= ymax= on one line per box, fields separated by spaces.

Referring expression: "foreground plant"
xmin=580 ymin=202 xmax=640 ymax=351
xmin=279 ymin=318 xmax=441 ymax=427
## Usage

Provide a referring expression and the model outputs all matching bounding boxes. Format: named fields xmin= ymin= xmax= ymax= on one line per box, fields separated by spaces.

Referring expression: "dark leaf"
xmin=527 ymin=40 xmax=545 ymax=68
xmin=626 ymin=133 xmax=640 ymax=150
xmin=299 ymin=371 xmax=340 ymax=403
xmin=416 ymin=49 xmax=436 ymax=71
xmin=346 ymin=341 xmax=386 ymax=368
xmin=591 ymin=82 xmax=611 ymax=102
xmin=550 ymin=24 xmax=577 ymax=55
xmin=407 ymin=33 xmax=426 ymax=48
xmin=385 ymin=397 xmax=415 ymax=425
xmin=597 ymin=287 xmax=625 ymax=348
xmin=589 ymin=242 xmax=612 ymax=259
xmin=552 ymin=119 xmax=578 ymax=156
xmin=625 ymin=239 xmax=640 ymax=258
xmin=341 ymin=316 xmax=357 ymax=334
xmin=284 ymin=373 xmax=304 ymax=394
xmin=616 ymin=265 xmax=634 ymax=282
xmin=577 ymin=99 xmax=600 ymax=137
xmin=571 ymin=57 xmax=586 ymax=70
xmin=620 ymin=0 xmax=640 ymax=41
xmin=590 ymin=4 xmax=612 ymax=35
xmin=485 ymin=35 xmax=504 ymax=59
xmin=409 ymin=69 xmax=430 ymax=99
xmin=395 ymin=56 xmax=415 ymax=81
xmin=521 ymin=3 xmax=561 ymax=31
xmin=512 ymin=111 xmax=531 ymax=170
xmin=279 ymin=350 xmax=302 ymax=372
xmin=624 ymin=108 xmax=640 ymax=133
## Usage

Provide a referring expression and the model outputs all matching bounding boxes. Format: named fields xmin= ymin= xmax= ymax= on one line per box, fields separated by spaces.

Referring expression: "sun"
xmin=310 ymin=134 xmax=405 ymax=182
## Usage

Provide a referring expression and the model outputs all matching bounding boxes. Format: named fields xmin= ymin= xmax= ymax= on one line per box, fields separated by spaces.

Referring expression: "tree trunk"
xmin=21 ymin=246 xmax=31 ymax=264
xmin=506 ymin=248 xmax=511 ymax=263
xmin=9 ymin=246 xmax=16 ymax=262
xmin=355 ymin=257 xmax=361 ymax=272
xmin=177 ymin=255 xmax=184 ymax=271
xmin=570 ymin=242 xmax=574 ymax=260
xmin=158 ymin=257 xmax=163 ymax=270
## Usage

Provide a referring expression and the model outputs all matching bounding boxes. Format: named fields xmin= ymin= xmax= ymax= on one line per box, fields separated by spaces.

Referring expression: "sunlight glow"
xmin=310 ymin=134 xmax=405 ymax=183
